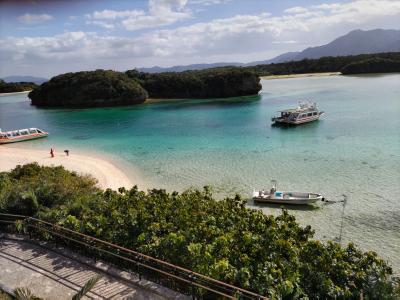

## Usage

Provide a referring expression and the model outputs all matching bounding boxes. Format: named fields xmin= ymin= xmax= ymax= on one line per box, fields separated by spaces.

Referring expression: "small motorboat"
xmin=0 ymin=128 xmax=48 ymax=144
xmin=253 ymin=180 xmax=323 ymax=205
xmin=272 ymin=101 xmax=324 ymax=125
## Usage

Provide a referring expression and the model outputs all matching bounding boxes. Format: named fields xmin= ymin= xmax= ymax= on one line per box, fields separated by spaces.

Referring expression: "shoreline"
xmin=0 ymin=145 xmax=145 ymax=191
xmin=261 ymin=72 xmax=341 ymax=80
xmin=0 ymin=90 xmax=31 ymax=96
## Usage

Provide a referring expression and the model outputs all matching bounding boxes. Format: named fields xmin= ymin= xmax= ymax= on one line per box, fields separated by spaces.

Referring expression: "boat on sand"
xmin=253 ymin=180 xmax=324 ymax=205
xmin=0 ymin=128 xmax=48 ymax=144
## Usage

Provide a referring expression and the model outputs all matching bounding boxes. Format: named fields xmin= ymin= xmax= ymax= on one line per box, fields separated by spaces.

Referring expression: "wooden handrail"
xmin=0 ymin=213 xmax=267 ymax=299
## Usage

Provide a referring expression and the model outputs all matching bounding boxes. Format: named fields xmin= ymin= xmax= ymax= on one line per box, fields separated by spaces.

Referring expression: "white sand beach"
xmin=261 ymin=72 xmax=341 ymax=80
xmin=0 ymin=145 xmax=140 ymax=190
xmin=0 ymin=91 xmax=31 ymax=96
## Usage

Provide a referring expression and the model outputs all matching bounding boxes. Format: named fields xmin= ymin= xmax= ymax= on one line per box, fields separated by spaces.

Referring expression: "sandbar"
xmin=0 ymin=145 xmax=140 ymax=190
xmin=261 ymin=72 xmax=341 ymax=80
xmin=0 ymin=91 xmax=31 ymax=96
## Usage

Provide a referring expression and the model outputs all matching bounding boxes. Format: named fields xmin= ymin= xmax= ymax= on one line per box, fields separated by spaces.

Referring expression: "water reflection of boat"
xmin=0 ymin=128 xmax=48 ymax=144
xmin=253 ymin=180 xmax=324 ymax=205
xmin=272 ymin=101 xmax=324 ymax=125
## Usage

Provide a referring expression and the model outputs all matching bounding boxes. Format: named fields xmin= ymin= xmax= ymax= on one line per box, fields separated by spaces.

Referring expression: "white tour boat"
xmin=0 ymin=128 xmax=48 ymax=144
xmin=253 ymin=180 xmax=324 ymax=205
xmin=272 ymin=101 xmax=324 ymax=125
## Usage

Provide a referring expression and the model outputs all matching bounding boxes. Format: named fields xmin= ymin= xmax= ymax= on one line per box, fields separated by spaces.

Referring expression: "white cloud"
xmin=88 ymin=9 xmax=145 ymax=20
xmin=2 ymin=0 xmax=400 ymax=77
xmin=17 ymin=13 xmax=53 ymax=24
xmin=86 ymin=20 xmax=115 ymax=30
xmin=86 ymin=0 xmax=191 ymax=31
xmin=190 ymin=0 xmax=232 ymax=5
xmin=284 ymin=6 xmax=308 ymax=14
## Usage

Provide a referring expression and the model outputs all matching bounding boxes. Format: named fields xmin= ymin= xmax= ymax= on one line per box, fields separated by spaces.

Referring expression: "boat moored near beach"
xmin=0 ymin=128 xmax=48 ymax=144
xmin=272 ymin=101 xmax=324 ymax=125
xmin=253 ymin=180 xmax=324 ymax=205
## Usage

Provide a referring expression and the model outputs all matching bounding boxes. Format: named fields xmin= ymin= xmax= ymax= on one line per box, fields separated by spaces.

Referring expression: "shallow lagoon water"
xmin=1 ymin=74 xmax=399 ymax=270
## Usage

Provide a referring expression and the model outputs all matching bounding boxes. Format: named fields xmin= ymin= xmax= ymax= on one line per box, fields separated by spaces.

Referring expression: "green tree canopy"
xmin=29 ymin=70 xmax=148 ymax=107
xmin=0 ymin=163 xmax=398 ymax=298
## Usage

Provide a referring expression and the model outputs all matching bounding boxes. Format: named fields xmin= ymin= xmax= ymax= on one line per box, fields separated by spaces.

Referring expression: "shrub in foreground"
xmin=0 ymin=163 xmax=398 ymax=298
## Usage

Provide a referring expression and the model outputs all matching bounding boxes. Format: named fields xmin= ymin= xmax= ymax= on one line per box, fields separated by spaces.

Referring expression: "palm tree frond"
xmin=14 ymin=287 xmax=43 ymax=300
xmin=72 ymin=275 xmax=102 ymax=300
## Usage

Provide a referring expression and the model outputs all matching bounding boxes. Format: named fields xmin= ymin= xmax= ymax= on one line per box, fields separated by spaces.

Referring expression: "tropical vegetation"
xmin=28 ymin=70 xmax=148 ymax=107
xmin=26 ymin=52 xmax=400 ymax=108
xmin=341 ymin=57 xmax=400 ymax=74
xmin=247 ymin=52 xmax=400 ymax=76
xmin=126 ymin=67 xmax=262 ymax=98
xmin=28 ymin=68 xmax=261 ymax=107
xmin=10 ymin=275 xmax=101 ymax=300
xmin=0 ymin=163 xmax=399 ymax=298
xmin=0 ymin=80 xmax=37 ymax=93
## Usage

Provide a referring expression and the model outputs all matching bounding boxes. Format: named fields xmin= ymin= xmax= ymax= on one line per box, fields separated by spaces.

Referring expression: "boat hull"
xmin=253 ymin=191 xmax=323 ymax=205
xmin=0 ymin=133 xmax=48 ymax=144
xmin=273 ymin=114 xmax=323 ymax=125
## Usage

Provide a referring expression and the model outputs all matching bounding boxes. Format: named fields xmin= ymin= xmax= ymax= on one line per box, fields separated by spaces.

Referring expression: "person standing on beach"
xmin=50 ymin=148 xmax=54 ymax=158
xmin=64 ymin=149 xmax=69 ymax=156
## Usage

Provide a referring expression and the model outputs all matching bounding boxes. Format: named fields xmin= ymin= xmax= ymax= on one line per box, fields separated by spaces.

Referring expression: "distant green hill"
xmin=341 ymin=57 xmax=400 ymax=74
xmin=0 ymin=80 xmax=37 ymax=93
xmin=247 ymin=52 xmax=400 ymax=76
xmin=3 ymin=75 xmax=48 ymax=85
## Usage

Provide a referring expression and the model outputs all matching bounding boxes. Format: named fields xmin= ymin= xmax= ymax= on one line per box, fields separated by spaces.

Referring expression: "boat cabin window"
xmin=7 ymin=133 xmax=12 ymax=137
xmin=29 ymin=129 xmax=38 ymax=134
xmin=12 ymin=131 xmax=20 ymax=136
xmin=37 ymin=129 xmax=43 ymax=133
xmin=307 ymin=113 xmax=312 ymax=117
xmin=300 ymin=114 xmax=306 ymax=118
xmin=20 ymin=130 xmax=29 ymax=135
xmin=313 ymin=112 xmax=318 ymax=116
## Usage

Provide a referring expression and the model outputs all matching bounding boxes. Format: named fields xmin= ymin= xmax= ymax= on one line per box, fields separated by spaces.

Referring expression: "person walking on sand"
xmin=50 ymin=148 xmax=54 ymax=158
xmin=64 ymin=149 xmax=69 ymax=156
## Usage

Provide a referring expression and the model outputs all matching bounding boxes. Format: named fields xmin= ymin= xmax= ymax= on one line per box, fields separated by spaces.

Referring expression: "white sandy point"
xmin=0 ymin=145 xmax=138 ymax=190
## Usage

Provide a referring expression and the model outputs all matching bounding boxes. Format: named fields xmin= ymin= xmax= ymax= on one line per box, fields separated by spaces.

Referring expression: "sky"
xmin=0 ymin=0 xmax=399 ymax=77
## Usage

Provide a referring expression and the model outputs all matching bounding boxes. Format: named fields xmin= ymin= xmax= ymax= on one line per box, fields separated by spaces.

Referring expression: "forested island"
xmin=247 ymin=52 xmax=400 ymax=76
xmin=29 ymin=70 xmax=148 ymax=107
xmin=1 ymin=163 xmax=399 ymax=298
xmin=0 ymin=79 xmax=37 ymax=93
xmin=126 ymin=67 xmax=261 ymax=98
xmin=29 ymin=68 xmax=261 ymax=107
xmin=27 ymin=52 xmax=399 ymax=107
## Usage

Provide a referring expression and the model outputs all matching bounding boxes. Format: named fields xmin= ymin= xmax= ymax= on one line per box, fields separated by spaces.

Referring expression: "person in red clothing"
xmin=50 ymin=148 xmax=54 ymax=158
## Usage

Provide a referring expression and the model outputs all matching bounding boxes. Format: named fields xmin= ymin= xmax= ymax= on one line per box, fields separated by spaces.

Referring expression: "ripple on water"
xmin=72 ymin=135 xmax=92 ymax=140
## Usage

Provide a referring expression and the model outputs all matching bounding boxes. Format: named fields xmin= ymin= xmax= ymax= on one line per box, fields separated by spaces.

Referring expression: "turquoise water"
xmin=1 ymin=74 xmax=399 ymax=269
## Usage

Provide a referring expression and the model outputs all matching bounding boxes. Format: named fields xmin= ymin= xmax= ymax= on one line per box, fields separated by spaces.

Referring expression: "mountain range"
xmin=2 ymin=75 xmax=48 ymax=84
xmin=3 ymin=29 xmax=400 ymax=79
xmin=139 ymin=29 xmax=400 ymax=73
